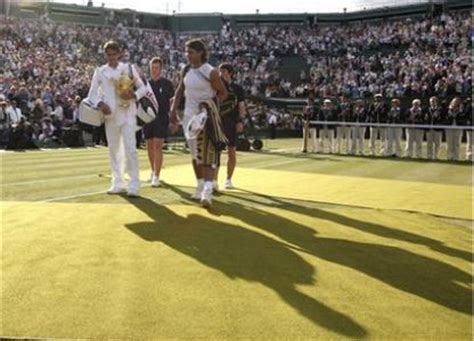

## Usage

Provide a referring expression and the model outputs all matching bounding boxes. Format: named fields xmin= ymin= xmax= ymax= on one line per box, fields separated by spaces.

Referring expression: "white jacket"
xmin=86 ymin=62 xmax=147 ymax=126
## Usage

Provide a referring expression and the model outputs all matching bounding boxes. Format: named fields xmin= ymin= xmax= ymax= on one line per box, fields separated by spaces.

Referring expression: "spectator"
xmin=386 ymin=98 xmax=404 ymax=157
xmin=445 ymin=97 xmax=464 ymax=161
xmin=350 ymin=99 xmax=366 ymax=155
xmin=6 ymin=100 xmax=22 ymax=124
xmin=318 ymin=99 xmax=336 ymax=153
xmin=424 ymin=96 xmax=445 ymax=160
xmin=268 ymin=110 xmax=278 ymax=139
xmin=367 ymin=94 xmax=387 ymax=156
xmin=405 ymin=99 xmax=425 ymax=159
xmin=463 ymin=98 xmax=472 ymax=161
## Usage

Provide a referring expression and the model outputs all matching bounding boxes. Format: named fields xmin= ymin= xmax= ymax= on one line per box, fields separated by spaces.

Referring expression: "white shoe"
xmin=200 ymin=187 xmax=213 ymax=207
xmin=191 ymin=184 xmax=204 ymax=200
xmin=151 ymin=175 xmax=160 ymax=188
xmin=147 ymin=172 xmax=154 ymax=183
xmin=127 ymin=189 xmax=140 ymax=198
xmin=107 ymin=186 xmax=126 ymax=195
xmin=224 ymin=179 xmax=234 ymax=189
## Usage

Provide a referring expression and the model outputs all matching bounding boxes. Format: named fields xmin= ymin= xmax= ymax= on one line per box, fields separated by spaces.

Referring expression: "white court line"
xmin=0 ymin=146 xmax=106 ymax=154
xmin=1 ymin=174 xmax=98 ymax=187
xmin=25 ymin=158 xmax=303 ymax=191
xmin=42 ymin=189 xmax=108 ymax=202
xmin=247 ymin=157 xmax=307 ymax=168
xmin=41 ymin=182 xmax=156 ymax=202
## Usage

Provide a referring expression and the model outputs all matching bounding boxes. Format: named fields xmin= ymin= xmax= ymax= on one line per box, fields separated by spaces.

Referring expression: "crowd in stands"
xmin=0 ymin=9 xmax=472 ymax=159
xmin=299 ymin=94 xmax=472 ymax=161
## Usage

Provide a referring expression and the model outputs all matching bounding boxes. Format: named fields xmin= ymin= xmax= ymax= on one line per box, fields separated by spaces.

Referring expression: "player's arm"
xmin=210 ymin=69 xmax=228 ymax=103
xmin=236 ymin=100 xmax=246 ymax=133
xmin=87 ymin=68 xmax=110 ymax=116
xmin=170 ymin=79 xmax=184 ymax=125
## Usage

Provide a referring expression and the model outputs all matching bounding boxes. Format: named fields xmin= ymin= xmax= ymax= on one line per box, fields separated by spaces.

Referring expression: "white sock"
xmin=204 ymin=181 xmax=213 ymax=192
xmin=197 ymin=178 xmax=204 ymax=188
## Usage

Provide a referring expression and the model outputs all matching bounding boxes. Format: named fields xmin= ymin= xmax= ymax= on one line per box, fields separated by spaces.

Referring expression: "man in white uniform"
xmin=170 ymin=39 xmax=228 ymax=207
xmin=386 ymin=98 xmax=404 ymax=157
xmin=86 ymin=41 xmax=147 ymax=197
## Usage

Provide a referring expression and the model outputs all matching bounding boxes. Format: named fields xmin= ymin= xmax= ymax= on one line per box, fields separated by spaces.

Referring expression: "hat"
xmin=323 ymin=99 xmax=332 ymax=104
xmin=374 ymin=94 xmax=383 ymax=98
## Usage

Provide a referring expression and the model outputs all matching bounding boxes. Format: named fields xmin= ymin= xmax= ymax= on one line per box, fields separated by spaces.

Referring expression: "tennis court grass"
xmin=1 ymin=139 xmax=472 ymax=339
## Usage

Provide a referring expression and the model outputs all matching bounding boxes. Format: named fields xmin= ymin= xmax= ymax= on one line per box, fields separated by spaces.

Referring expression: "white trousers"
xmin=302 ymin=127 xmax=318 ymax=152
xmin=336 ymin=125 xmax=351 ymax=154
xmin=405 ymin=128 xmax=424 ymax=158
xmin=445 ymin=129 xmax=462 ymax=161
xmin=466 ymin=130 xmax=473 ymax=161
xmin=369 ymin=127 xmax=387 ymax=155
xmin=319 ymin=127 xmax=334 ymax=153
xmin=386 ymin=127 xmax=402 ymax=157
xmin=105 ymin=122 xmax=140 ymax=191
xmin=350 ymin=126 xmax=365 ymax=155
xmin=426 ymin=130 xmax=442 ymax=160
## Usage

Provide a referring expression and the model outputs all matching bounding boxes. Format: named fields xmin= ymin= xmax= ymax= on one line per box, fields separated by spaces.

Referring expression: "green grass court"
xmin=1 ymin=139 xmax=472 ymax=339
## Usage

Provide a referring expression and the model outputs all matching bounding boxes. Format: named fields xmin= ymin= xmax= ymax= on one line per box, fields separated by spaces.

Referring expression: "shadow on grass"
xmin=216 ymin=188 xmax=473 ymax=315
xmin=124 ymin=194 xmax=368 ymax=338
xmin=160 ymin=183 xmax=472 ymax=316
xmin=224 ymin=189 xmax=473 ymax=264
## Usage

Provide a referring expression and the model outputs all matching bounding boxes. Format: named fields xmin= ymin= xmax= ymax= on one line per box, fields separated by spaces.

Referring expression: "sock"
xmin=204 ymin=181 xmax=213 ymax=192
xmin=197 ymin=178 xmax=204 ymax=188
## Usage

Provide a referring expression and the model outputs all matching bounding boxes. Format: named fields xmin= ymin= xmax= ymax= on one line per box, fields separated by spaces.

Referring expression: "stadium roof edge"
xmin=10 ymin=0 xmax=472 ymax=32
xmin=17 ymin=0 xmax=472 ymax=16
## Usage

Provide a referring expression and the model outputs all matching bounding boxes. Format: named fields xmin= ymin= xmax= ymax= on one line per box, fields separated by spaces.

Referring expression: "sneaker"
xmin=191 ymin=184 xmax=204 ymax=200
xmin=107 ymin=186 xmax=126 ymax=195
xmin=200 ymin=187 xmax=213 ymax=207
xmin=224 ymin=179 xmax=234 ymax=189
xmin=151 ymin=175 xmax=160 ymax=188
xmin=127 ymin=189 xmax=140 ymax=198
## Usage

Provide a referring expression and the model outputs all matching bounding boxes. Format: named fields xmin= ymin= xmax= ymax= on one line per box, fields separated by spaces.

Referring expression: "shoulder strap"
xmin=182 ymin=64 xmax=191 ymax=78
xmin=180 ymin=64 xmax=191 ymax=90
xmin=181 ymin=64 xmax=191 ymax=83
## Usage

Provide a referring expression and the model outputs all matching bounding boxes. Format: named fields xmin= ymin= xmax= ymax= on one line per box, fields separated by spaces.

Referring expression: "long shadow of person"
xmin=124 ymin=195 xmax=368 ymax=338
xmin=225 ymin=189 xmax=472 ymax=263
xmin=162 ymin=184 xmax=472 ymax=316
